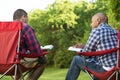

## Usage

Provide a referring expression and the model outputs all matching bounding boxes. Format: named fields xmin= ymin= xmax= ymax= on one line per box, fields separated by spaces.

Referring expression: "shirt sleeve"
xmin=24 ymin=25 xmax=42 ymax=53
xmin=84 ymin=29 xmax=100 ymax=52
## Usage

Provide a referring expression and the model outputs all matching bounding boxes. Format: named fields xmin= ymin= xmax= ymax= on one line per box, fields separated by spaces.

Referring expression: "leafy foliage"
xmin=28 ymin=0 xmax=118 ymax=68
xmin=46 ymin=0 xmax=78 ymax=29
xmin=97 ymin=0 xmax=120 ymax=29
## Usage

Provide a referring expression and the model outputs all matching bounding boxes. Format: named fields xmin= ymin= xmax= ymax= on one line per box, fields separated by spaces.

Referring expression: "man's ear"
xmin=97 ymin=18 xmax=101 ymax=24
xmin=20 ymin=15 xmax=27 ymax=23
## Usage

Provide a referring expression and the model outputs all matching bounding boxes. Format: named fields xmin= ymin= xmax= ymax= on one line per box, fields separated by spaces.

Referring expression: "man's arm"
xmin=84 ymin=29 xmax=100 ymax=52
xmin=24 ymin=25 xmax=42 ymax=53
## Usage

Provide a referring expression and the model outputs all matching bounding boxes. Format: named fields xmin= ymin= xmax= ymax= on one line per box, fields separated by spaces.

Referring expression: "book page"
xmin=41 ymin=45 xmax=54 ymax=50
xmin=68 ymin=46 xmax=83 ymax=52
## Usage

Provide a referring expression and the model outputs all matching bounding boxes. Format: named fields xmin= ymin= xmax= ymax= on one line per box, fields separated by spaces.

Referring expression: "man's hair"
xmin=13 ymin=9 xmax=27 ymax=20
xmin=93 ymin=12 xmax=108 ymax=23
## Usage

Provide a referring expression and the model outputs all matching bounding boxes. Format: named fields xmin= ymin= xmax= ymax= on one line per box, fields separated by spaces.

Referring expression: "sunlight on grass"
xmin=1 ymin=67 xmax=90 ymax=80
xmin=40 ymin=67 xmax=66 ymax=80
xmin=40 ymin=67 xmax=90 ymax=80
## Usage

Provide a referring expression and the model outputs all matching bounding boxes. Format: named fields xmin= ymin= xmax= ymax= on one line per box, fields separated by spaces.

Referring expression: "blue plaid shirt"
xmin=84 ymin=23 xmax=117 ymax=68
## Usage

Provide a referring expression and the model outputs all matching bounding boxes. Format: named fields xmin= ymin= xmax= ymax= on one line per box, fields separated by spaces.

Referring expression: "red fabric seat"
xmin=77 ymin=30 xmax=120 ymax=80
xmin=0 ymin=22 xmax=48 ymax=79
xmin=84 ymin=66 xmax=120 ymax=80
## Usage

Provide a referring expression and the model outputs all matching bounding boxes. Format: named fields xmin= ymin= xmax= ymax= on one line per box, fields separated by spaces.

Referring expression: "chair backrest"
xmin=0 ymin=22 xmax=49 ymax=77
xmin=0 ymin=22 xmax=21 ymax=64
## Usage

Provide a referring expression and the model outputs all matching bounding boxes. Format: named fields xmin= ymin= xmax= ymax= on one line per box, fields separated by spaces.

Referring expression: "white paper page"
xmin=68 ymin=46 xmax=84 ymax=52
xmin=41 ymin=45 xmax=54 ymax=50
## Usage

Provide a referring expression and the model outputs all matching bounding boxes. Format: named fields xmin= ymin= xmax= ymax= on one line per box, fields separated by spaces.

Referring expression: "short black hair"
xmin=13 ymin=9 xmax=27 ymax=20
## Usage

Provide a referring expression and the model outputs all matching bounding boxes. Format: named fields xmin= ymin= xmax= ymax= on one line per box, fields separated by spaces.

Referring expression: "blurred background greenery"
xmin=28 ymin=0 xmax=120 ymax=68
xmin=1 ymin=0 xmax=120 ymax=79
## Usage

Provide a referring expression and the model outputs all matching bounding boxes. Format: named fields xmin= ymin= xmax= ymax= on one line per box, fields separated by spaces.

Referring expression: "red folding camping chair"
xmin=77 ymin=30 xmax=120 ymax=80
xmin=0 ymin=22 xmax=49 ymax=80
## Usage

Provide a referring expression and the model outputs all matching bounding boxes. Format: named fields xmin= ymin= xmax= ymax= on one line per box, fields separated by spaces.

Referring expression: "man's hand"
xmin=74 ymin=43 xmax=84 ymax=48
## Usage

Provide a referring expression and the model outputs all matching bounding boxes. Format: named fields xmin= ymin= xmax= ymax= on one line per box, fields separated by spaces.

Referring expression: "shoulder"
xmin=97 ymin=23 xmax=117 ymax=35
xmin=22 ymin=23 xmax=33 ymax=31
xmin=91 ymin=28 xmax=100 ymax=34
xmin=95 ymin=23 xmax=111 ymax=32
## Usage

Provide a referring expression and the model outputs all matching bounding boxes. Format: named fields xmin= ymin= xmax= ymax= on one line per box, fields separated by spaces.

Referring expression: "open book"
xmin=68 ymin=46 xmax=84 ymax=52
xmin=41 ymin=45 xmax=54 ymax=50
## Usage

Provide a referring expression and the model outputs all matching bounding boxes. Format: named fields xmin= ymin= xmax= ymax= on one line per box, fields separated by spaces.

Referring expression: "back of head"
xmin=91 ymin=12 xmax=108 ymax=28
xmin=13 ymin=9 xmax=27 ymax=21
xmin=93 ymin=12 xmax=108 ymax=23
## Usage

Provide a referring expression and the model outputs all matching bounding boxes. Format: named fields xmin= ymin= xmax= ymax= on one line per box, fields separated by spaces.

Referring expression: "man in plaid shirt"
xmin=66 ymin=13 xmax=117 ymax=80
xmin=13 ymin=9 xmax=47 ymax=80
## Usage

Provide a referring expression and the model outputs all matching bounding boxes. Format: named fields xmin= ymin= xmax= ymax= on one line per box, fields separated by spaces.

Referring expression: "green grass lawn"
xmin=40 ymin=67 xmax=90 ymax=80
xmin=1 ymin=67 xmax=90 ymax=80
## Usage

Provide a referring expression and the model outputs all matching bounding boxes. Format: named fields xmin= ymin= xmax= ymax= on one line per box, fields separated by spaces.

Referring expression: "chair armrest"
xmin=18 ymin=51 xmax=49 ymax=58
xmin=77 ymin=48 xmax=118 ymax=56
